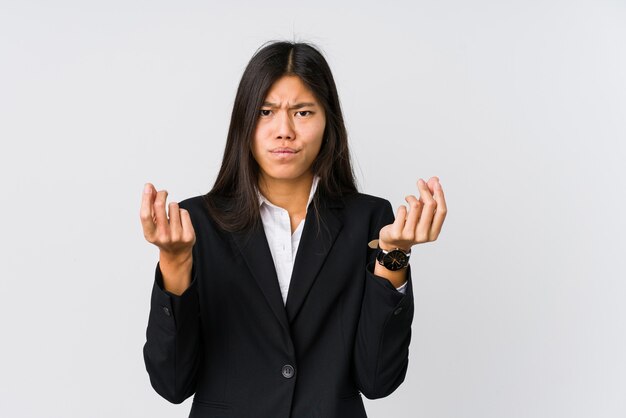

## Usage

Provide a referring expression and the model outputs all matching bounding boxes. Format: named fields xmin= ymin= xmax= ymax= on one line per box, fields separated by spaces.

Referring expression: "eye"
xmin=297 ymin=111 xmax=313 ymax=117
xmin=259 ymin=109 xmax=272 ymax=117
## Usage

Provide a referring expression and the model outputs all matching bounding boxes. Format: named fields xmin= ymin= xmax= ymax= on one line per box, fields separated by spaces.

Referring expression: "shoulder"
xmin=175 ymin=194 xmax=221 ymax=228
xmin=177 ymin=194 xmax=209 ymax=213
xmin=337 ymin=192 xmax=395 ymax=230
xmin=328 ymin=192 xmax=394 ymax=229
xmin=176 ymin=194 xmax=245 ymax=232
xmin=341 ymin=192 xmax=392 ymax=212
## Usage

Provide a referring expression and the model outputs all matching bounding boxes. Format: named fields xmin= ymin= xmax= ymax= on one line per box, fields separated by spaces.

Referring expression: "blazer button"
xmin=162 ymin=306 xmax=171 ymax=316
xmin=282 ymin=364 xmax=295 ymax=379
xmin=393 ymin=307 xmax=403 ymax=315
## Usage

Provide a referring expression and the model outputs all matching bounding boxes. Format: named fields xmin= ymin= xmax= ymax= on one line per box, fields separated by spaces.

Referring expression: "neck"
xmin=258 ymin=172 xmax=314 ymax=214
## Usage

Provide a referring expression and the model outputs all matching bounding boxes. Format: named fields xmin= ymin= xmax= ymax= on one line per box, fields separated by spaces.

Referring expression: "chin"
xmin=261 ymin=170 xmax=311 ymax=182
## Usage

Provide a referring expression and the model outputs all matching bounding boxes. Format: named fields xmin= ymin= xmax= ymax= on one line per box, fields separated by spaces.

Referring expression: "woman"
xmin=140 ymin=41 xmax=446 ymax=417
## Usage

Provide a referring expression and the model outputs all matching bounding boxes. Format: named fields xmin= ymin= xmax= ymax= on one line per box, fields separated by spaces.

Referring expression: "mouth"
xmin=270 ymin=147 xmax=299 ymax=154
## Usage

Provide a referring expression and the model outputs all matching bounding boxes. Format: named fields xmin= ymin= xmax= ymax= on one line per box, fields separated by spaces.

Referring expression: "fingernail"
xmin=144 ymin=183 xmax=151 ymax=194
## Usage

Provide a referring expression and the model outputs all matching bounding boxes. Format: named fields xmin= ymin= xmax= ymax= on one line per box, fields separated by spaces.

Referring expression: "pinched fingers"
xmin=167 ymin=203 xmax=196 ymax=245
xmin=378 ymin=205 xmax=412 ymax=251
xmin=430 ymin=179 xmax=447 ymax=240
xmin=153 ymin=189 xmax=170 ymax=239
xmin=180 ymin=208 xmax=196 ymax=245
xmin=140 ymin=186 xmax=170 ymax=244
xmin=403 ymin=195 xmax=423 ymax=241
xmin=379 ymin=177 xmax=447 ymax=251
xmin=168 ymin=201 xmax=183 ymax=241
xmin=416 ymin=178 xmax=437 ymax=241
xmin=391 ymin=205 xmax=408 ymax=241
xmin=140 ymin=183 xmax=158 ymax=240
xmin=140 ymin=183 xmax=196 ymax=255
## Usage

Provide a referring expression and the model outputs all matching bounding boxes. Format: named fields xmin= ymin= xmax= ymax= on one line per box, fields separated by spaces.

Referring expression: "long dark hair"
xmin=204 ymin=40 xmax=357 ymax=232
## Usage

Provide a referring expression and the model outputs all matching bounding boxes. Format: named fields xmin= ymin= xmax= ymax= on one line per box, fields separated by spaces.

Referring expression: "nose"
xmin=275 ymin=110 xmax=295 ymax=141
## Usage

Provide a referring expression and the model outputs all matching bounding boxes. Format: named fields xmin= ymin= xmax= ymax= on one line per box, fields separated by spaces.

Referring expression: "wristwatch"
xmin=376 ymin=246 xmax=411 ymax=271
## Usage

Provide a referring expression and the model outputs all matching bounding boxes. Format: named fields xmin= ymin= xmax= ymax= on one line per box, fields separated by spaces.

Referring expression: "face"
xmin=251 ymin=75 xmax=326 ymax=187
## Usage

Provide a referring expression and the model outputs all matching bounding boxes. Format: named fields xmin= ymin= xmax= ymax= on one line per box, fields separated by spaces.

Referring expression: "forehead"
xmin=264 ymin=75 xmax=317 ymax=102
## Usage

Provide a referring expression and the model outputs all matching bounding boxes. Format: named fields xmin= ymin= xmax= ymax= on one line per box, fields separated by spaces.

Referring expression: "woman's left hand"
xmin=378 ymin=177 xmax=447 ymax=251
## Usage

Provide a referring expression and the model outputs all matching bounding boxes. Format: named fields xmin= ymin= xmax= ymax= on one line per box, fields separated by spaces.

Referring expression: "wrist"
xmin=378 ymin=239 xmax=410 ymax=253
xmin=159 ymin=252 xmax=193 ymax=296
xmin=159 ymin=250 xmax=193 ymax=266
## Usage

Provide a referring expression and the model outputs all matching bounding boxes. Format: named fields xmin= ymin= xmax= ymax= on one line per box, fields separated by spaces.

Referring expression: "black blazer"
xmin=143 ymin=192 xmax=415 ymax=418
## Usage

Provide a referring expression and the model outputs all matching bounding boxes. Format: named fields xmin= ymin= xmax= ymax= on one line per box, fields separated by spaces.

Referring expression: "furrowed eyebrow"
xmin=262 ymin=102 xmax=317 ymax=110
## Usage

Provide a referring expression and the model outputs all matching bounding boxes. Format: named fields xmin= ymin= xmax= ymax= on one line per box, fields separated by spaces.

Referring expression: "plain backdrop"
xmin=1 ymin=0 xmax=625 ymax=417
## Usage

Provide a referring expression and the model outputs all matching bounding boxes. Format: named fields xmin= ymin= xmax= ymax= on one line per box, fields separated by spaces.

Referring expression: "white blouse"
xmin=257 ymin=176 xmax=407 ymax=306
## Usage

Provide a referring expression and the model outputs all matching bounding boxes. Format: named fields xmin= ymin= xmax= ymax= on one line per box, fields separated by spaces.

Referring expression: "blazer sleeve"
xmin=353 ymin=199 xmax=415 ymax=399
xmin=142 ymin=197 xmax=203 ymax=404
xmin=143 ymin=260 xmax=202 ymax=404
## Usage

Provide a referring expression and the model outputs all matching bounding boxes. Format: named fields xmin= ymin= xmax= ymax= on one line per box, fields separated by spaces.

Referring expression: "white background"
xmin=1 ymin=0 xmax=625 ymax=417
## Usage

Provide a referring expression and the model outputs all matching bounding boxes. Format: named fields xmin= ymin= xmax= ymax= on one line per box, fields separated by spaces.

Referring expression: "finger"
xmin=180 ymin=209 xmax=196 ymax=244
xmin=416 ymin=178 xmax=437 ymax=241
xmin=417 ymin=178 xmax=436 ymax=204
xmin=426 ymin=177 xmax=439 ymax=196
xmin=429 ymin=180 xmax=447 ymax=240
xmin=403 ymin=195 xmax=422 ymax=240
xmin=426 ymin=176 xmax=439 ymax=216
xmin=154 ymin=189 xmax=170 ymax=237
xmin=140 ymin=183 xmax=157 ymax=240
xmin=391 ymin=205 xmax=407 ymax=241
xmin=168 ymin=201 xmax=182 ymax=241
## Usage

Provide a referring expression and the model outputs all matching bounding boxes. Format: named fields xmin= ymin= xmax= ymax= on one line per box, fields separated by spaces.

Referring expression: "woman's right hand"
xmin=140 ymin=183 xmax=196 ymax=295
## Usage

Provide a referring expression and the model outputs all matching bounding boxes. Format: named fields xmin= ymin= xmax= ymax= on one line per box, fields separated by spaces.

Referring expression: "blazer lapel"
xmin=232 ymin=223 xmax=290 ymax=334
xmin=286 ymin=196 xmax=344 ymax=323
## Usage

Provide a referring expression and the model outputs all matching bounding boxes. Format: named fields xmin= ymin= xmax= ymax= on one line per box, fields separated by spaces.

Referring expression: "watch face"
xmin=383 ymin=249 xmax=409 ymax=271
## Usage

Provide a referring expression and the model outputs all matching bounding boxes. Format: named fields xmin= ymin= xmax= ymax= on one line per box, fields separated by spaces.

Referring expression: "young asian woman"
xmin=140 ymin=41 xmax=447 ymax=418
